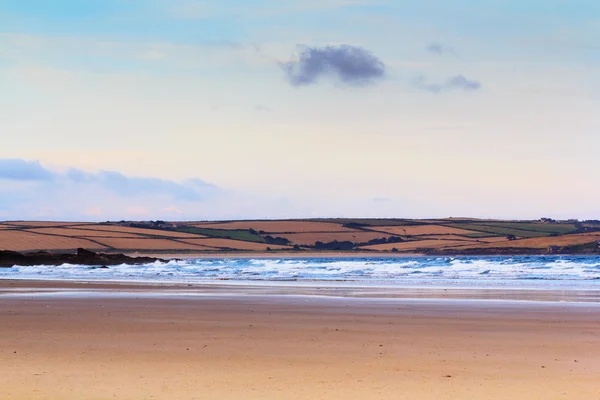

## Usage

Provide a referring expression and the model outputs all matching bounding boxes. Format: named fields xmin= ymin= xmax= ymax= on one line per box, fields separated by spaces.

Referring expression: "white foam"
xmin=1 ymin=256 xmax=599 ymax=288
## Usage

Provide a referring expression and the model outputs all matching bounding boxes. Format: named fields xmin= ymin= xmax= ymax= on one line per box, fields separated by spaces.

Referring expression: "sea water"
xmin=1 ymin=256 xmax=599 ymax=289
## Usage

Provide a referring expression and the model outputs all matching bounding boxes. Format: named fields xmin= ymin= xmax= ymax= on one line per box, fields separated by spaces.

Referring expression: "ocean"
xmin=2 ymin=256 xmax=599 ymax=289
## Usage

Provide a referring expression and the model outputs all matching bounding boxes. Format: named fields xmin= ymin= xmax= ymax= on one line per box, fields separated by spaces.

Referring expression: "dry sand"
xmin=0 ymin=282 xmax=599 ymax=400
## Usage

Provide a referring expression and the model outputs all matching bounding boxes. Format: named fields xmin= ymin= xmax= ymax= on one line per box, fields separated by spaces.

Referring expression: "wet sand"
xmin=0 ymin=282 xmax=599 ymax=399
xmin=125 ymin=251 xmax=425 ymax=259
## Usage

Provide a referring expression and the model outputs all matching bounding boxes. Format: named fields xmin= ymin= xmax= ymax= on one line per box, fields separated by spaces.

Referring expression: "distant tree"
xmin=266 ymin=247 xmax=272 ymax=252
xmin=367 ymin=237 xmax=388 ymax=245
xmin=506 ymin=234 xmax=517 ymax=241
xmin=343 ymin=222 xmax=366 ymax=229
xmin=387 ymin=236 xmax=403 ymax=243
xmin=391 ymin=248 xmax=399 ymax=253
xmin=264 ymin=235 xmax=290 ymax=245
xmin=313 ymin=240 xmax=355 ymax=251
xmin=248 ymin=228 xmax=258 ymax=235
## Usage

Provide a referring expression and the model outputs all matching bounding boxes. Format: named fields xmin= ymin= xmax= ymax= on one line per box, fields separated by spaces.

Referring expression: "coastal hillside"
xmin=0 ymin=219 xmax=599 ymax=255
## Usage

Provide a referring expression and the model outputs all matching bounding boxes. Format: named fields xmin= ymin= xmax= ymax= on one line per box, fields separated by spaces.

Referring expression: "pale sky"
xmin=1 ymin=0 xmax=599 ymax=221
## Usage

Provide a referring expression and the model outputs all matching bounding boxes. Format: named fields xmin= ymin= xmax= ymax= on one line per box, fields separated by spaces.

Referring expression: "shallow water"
xmin=1 ymin=256 xmax=599 ymax=289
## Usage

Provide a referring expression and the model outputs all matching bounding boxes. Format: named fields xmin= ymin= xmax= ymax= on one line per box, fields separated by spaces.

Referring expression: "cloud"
xmin=66 ymin=170 xmax=217 ymax=201
xmin=0 ymin=159 xmax=326 ymax=221
xmin=0 ymin=159 xmax=219 ymax=201
xmin=414 ymin=75 xmax=482 ymax=93
xmin=254 ymin=105 xmax=272 ymax=112
xmin=0 ymin=159 xmax=54 ymax=181
xmin=426 ymin=43 xmax=455 ymax=56
xmin=0 ymin=159 xmax=225 ymax=220
xmin=281 ymin=45 xmax=386 ymax=86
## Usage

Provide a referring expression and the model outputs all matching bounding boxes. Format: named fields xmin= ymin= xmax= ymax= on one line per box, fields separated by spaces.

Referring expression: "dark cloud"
xmin=426 ymin=43 xmax=455 ymax=56
xmin=281 ymin=45 xmax=386 ymax=86
xmin=0 ymin=159 xmax=54 ymax=181
xmin=414 ymin=75 xmax=482 ymax=94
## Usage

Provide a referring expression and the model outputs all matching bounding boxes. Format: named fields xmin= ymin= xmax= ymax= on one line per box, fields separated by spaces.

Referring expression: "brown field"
xmin=361 ymin=239 xmax=478 ymax=251
xmin=75 ymin=225 xmax=204 ymax=238
xmin=25 ymin=228 xmax=144 ymax=238
xmin=279 ymin=231 xmax=393 ymax=245
xmin=1 ymin=220 xmax=598 ymax=254
xmin=179 ymin=238 xmax=292 ymax=251
xmin=1 ymin=221 xmax=87 ymax=227
xmin=0 ymin=230 xmax=106 ymax=252
xmin=190 ymin=221 xmax=355 ymax=233
xmin=92 ymin=238 xmax=215 ymax=251
xmin=460 ymin=233 xmax=600 ymax=250
xmin=418 ymin=235 xmax=510 ymax=243
xmin=474 ymin=236 xmax=512 ymax=243
xmin=371 ymin=225 xmax=480 ymax=236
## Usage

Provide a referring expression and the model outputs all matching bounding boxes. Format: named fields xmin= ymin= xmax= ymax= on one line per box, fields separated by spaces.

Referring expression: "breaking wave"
xmin=1 ymin=256 xmax=600 ymax=288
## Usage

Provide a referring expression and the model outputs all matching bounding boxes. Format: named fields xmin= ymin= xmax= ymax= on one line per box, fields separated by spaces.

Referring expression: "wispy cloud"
xmin=0 ymin=159 xmax=228 ymax=220
xmin=281 ymin=45 xmax=386 ymax=86
xmin=414 ymin=75 xmax=482 ymax=93
xmin=0 ymin=159 xmax=54 ymax=181
xmin=0 ymin=159 xmax=219 ymax=201
xmin=426 ymin=43 xmax=455 ymax=56
xmin=254 ymin=105 xmax=272 ymax=112
xmin=0 ymin=159 xmax=335 ymax=221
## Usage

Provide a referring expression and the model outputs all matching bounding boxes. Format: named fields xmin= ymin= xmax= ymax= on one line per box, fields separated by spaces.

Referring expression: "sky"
xmin=1 ymin=0 xmax=599 ymax=221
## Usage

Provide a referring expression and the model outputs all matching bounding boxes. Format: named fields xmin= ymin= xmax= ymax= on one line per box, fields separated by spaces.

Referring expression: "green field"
xmin=472 ymin=222 xmax=577 ymax=234
xmin=310 ymin=218 xmax=428 ymax=227
xmin=447 ymin=223 xmax=550 ymax=238
xmin=461 ymin=231 xmax=499 ymax=238
xmin=174 ymin=227 xmax=265 ymax=243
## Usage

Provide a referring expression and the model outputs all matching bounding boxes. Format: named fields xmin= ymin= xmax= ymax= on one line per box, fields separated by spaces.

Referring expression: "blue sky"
xmin=1 ymin=0 xmax=599 ymax=220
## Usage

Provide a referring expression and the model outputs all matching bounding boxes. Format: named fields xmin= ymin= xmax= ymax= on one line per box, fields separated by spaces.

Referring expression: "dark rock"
xmin=0 ymin=249 xmax=166 ymax=268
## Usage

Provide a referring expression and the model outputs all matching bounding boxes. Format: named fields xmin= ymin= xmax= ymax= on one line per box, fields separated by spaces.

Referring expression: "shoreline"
xmin=3 ymin=250 xmax=598 ymax=266
xmin=2 ymin=279 xmax=600 ymax=304
xmin=1 ymin=290 xmax=599 ymax=399
xmin=126 ymin=251 xmax=426 ymax=259
xmin=127 ymin=251 xmax=599 ymax=259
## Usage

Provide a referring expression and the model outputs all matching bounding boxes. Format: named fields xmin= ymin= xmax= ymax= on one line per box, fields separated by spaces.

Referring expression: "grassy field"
xmin=447 ymin=223 xmax=552 ymax=238
xmin=308 ymin=218 xmax=429 ymax=227
xmin=191 ymin=221 xmax=355 ymax=233
xmin=175 ymin=226 xmax=265 ymax=242
xmin=0 ymin=219 xmax=597 ymax=254
xmin=470 ymin=222 xmax=577 ymax=234
xmin=371 ymin=225 xmax=478 ymax=236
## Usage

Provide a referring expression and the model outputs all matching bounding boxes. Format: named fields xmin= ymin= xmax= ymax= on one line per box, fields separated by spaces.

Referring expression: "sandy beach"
xmin=1 ymin=281 xmax=599 ymax=400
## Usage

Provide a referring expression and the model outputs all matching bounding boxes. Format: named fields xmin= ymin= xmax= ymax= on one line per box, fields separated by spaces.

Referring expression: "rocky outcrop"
xmin=0 ymin=248 xmax=166 ymax=268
